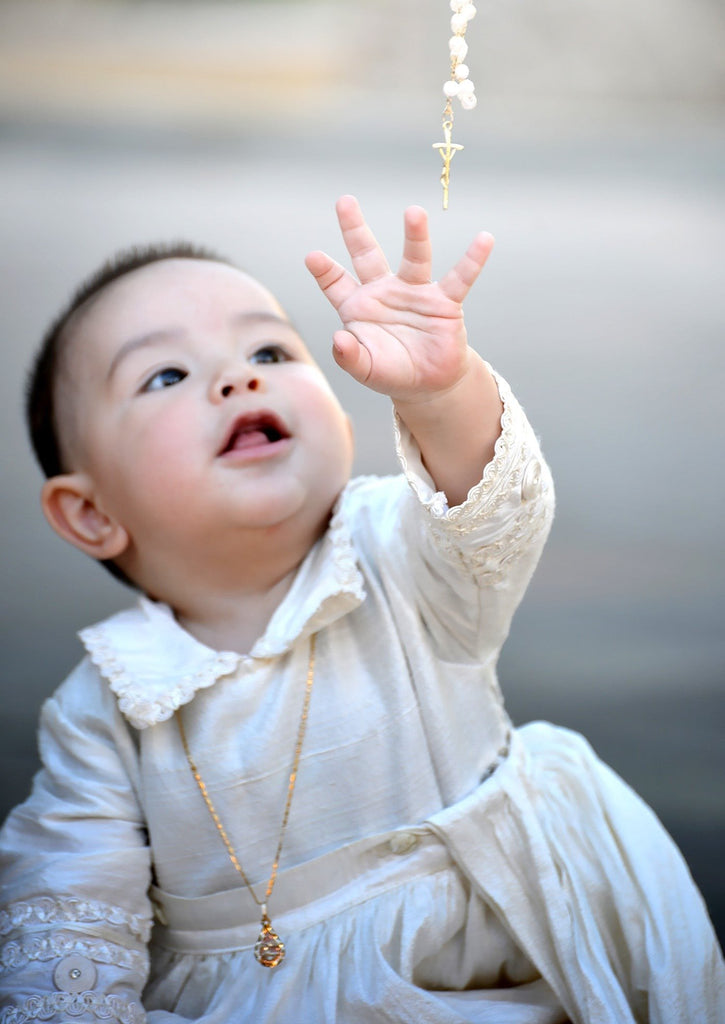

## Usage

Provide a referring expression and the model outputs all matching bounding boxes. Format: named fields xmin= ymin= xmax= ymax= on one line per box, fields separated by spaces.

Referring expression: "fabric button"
xmin=521 ymin=458 xmax=542 ymax=502
xmin=388 ymin=831 xmax=419 ymax=855
xmin=53 ymin=954 xmax=97 ymax=994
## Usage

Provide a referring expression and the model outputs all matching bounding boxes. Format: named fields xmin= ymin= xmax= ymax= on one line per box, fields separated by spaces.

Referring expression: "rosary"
xmin=433 ymin=0 xmax=478 ymax=209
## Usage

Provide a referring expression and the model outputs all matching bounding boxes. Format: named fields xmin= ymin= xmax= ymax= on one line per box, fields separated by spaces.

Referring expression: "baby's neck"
xmin=122 ymin=503 xmax=333 ymax=655
xmin=174 ymin=570 xmax=297 ymax=654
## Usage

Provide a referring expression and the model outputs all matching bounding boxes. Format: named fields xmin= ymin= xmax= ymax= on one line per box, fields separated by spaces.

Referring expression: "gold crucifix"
xmin=433 ymin=119 xmax=463 ymax=210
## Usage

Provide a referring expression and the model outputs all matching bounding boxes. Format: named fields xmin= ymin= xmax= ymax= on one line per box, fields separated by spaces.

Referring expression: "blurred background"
xmin=1 ymin=0 xmax=723 ymax=947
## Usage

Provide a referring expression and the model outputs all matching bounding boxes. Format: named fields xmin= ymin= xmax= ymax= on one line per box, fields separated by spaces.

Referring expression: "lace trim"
xmin=445 ymin=369 xmax=519 ymax=523
xmin=0 ymin=931 xmax=146 ymax=975
xmin=423 ymin=464 xmax=553 ymax=585
xmin=465 ymin=490 xmax=554 ymax=584
xmin=250 ymin=494 xmax=365 ymax=659
xmin=0 ymin=992 xmax=145 ymax=1024
xmin=0 ymin=898 xmax=151 ymax=944
xmin=78 ymin=488 xmax=365 ymax=727
xmin=395 ymin=367 xmax=554 ymax=581
xmin=327 ymin=493 xmax=365 ymax=598
xmin=80 ymin=623 xmax=241 ymax=731
xmin=395 ymin=366 xmax=520 ymax=523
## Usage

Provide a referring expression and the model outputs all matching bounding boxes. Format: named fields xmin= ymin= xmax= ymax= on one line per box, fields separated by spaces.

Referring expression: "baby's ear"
xmin=41 ymin=473 xmax=129 ymax=561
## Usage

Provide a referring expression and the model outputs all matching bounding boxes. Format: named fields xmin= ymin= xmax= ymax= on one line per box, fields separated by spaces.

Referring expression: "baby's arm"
xmin=305 ymin=196 xmax=502 ymax=506
xmin=0 ymin=673 xmax=180 ymax=1024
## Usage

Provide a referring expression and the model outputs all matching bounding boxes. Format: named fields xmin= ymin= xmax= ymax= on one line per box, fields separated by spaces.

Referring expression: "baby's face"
xmin=59 ymin=259 xmax=354 ymax=570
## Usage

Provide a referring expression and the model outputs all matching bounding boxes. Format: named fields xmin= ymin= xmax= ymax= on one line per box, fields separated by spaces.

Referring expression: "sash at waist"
xmin=149 ymin=824 xmax=450 ymax=954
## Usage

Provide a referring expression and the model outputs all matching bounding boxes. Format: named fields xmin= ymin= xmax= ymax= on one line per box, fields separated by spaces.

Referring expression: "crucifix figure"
xmin=433 ymin=119 xmax=463 ymax=210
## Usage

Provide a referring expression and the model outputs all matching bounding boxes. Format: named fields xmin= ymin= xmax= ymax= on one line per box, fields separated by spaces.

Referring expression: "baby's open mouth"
xmin=220 ymin=412 xmax=290 ymax=455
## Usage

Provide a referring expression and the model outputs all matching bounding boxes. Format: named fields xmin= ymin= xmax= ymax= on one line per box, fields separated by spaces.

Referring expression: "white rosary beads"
xmin=444 ymin=2 xmax=477 ymax=111
xmin=433 ymin=1 xmax=478 ymax=208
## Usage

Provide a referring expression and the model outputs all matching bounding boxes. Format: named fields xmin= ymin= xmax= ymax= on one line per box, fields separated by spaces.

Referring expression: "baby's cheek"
xmin=139 ymin=409 xmax=199 ymax=465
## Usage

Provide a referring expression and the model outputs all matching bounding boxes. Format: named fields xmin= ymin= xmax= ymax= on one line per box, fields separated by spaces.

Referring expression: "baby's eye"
xmin=250 ymin=345 xmax=291 ymax=365
xmin=143 ymin=367 xmax=188 ymax=392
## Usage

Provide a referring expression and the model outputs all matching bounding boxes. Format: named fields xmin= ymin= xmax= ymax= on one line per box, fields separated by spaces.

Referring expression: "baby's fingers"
xmin=439 ymin=232 xmax=495 ymax=304
xmin=305 ymin=250 xmax=358 ymax=311
xmin=336 ymin=195 xmax=390 ymax=284
xmin=397 ymin=205 xmax=432 ymax=285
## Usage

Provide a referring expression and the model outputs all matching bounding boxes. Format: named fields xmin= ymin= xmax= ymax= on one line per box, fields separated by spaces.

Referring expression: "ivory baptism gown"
xmin=1 ymin=371 xmax=723 ymax=1024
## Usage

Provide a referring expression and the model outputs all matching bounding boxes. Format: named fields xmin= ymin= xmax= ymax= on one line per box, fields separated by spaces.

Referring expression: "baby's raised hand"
xmin=305 ymin=196 xmax=494 ymax=405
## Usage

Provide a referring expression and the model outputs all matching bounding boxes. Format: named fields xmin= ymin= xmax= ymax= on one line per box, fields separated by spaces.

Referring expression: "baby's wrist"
xmin=391 ymin=349 xmax=479 ymax=418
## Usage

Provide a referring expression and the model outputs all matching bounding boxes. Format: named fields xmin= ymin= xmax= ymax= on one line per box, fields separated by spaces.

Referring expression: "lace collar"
xmin=79 ymin=489 xmax=365 ymax=730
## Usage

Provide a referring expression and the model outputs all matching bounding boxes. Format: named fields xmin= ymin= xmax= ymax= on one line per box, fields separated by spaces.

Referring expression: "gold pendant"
xmin=254 ymin=913 xmax=285 ymax=968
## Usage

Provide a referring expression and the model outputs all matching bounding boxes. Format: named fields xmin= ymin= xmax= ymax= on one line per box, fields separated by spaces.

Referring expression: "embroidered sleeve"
xmin=0 ymin=673 xmax=174 ymax=1023
xmin=367 ymin=366 xmax=557 ymax=663
xmin=394 ymin=365 xmax=555 ymax=585
xmin=0 ymin=895 xmax=148 ymax=1024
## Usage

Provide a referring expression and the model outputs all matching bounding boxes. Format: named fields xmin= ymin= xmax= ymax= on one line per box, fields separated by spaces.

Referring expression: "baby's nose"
xmin=212 ymin=361 xmax=263 ymax=401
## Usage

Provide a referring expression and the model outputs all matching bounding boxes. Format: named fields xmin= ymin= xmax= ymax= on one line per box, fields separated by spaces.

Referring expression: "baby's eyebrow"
xmin=106 ymin=328 xmax=182 ymax=383
xmin=231 ymin=311 xmax=292 ymax=329
xmin=106 ymin=312 xmax=295 ymax=383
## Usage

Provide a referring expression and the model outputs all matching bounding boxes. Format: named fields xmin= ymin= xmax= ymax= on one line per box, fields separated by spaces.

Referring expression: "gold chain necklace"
xmin=175 ymin=632 xmax=317 ymax=968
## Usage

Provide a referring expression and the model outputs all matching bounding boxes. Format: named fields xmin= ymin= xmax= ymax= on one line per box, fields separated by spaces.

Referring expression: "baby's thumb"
xmin=332 ymin=330 xmax=372 ymax=385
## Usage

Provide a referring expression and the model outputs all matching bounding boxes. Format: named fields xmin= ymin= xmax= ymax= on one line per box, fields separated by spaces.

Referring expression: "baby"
xmin=1 ymin=197 xmax=722 ymax=1024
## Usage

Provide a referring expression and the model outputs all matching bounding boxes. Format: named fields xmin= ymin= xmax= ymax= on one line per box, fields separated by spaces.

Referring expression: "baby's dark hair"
xmin=26 ymin=241 xmax=233 ymax=586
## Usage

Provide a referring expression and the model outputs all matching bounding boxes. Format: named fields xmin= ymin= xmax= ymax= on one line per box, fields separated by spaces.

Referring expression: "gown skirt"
xmin=143 ymin=722 xmax=725 ymax=1024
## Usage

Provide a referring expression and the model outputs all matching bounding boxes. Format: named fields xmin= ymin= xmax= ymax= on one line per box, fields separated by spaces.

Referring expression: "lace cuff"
xmin=0 ymin=897 xmax=149 ymax=1024
xmin=0 ymin=931 xmax=146 ymax=975
xmin=0 ymin=897 xmax=150 ymax=944
xmin=394 ymin=366 xmax=554 ymax=584
xmin=1 ymin=992 xmax=145 ymax=1024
